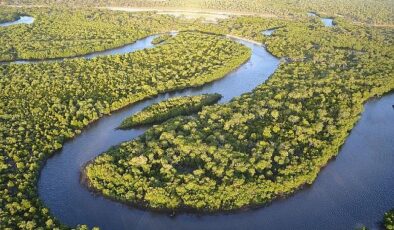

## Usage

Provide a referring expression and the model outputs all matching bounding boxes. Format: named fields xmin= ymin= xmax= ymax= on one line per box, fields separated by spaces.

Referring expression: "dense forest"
xmin=118 ymin=94 xmax=222 ymax=129
xmin=0 ymin=25 xmax=250 ymax=228
xmin=0 ymin=4 xmax=393 ymax=230
xmin=0 ymin=8 xmax=179 ymax=61
xmin=3 ymin=0 xmax=394 ymax=25
xmin=84 ymin=17 xmax=394 ymax=210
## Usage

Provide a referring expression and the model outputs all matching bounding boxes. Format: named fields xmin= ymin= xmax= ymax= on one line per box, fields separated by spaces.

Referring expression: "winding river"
xmin=34 ymin=33 xmax=394 ymax=230
xmin=0 ymin=32 xmax=180 ymax=65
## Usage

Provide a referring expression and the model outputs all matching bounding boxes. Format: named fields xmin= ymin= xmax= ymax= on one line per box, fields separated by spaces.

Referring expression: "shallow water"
xmin=321 ymin=18 xmax=334 ymax=27
xmin=308 ymin=12 xmax=334 ymax=27
xmin=262 ymin=29 xmax=275 ymax=36
xmin=36 ymin=34 xmax=393 ymax=230
xmin=0 ymin=16 xmax=34 ymax=27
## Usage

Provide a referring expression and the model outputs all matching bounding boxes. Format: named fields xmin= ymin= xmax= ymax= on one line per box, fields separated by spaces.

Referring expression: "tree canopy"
xmin=0 ymin=5 xmax=393 ymax=230
xmin=119 ymin=94 xmax=222 ymax=129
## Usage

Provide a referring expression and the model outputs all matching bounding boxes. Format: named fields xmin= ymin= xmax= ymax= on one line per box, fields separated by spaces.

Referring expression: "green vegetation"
xmin=0 ymin=8 xmax=178 ymax=61
xmin=0 ymin=8 xmax=20 ymax=23
xmin=85 ymin=15 xmax=394 ymax=212
xmin=0 ymin=28 xmax=249 ymax=228
xmin=0 ymin=3 xmax=393 ymax=229
xmin=385 ymin=210 xmax=394 ymax=230
xmin=119 ymin=94 xmax=222 ymax=129
xmin=3 ymin=0 xmax=394 ymax=25
xmin=152 ymin=34 xmax=173 ymax=45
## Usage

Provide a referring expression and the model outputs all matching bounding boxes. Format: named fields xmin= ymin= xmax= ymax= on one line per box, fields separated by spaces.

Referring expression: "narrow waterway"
xmin=0 ymin=32 xmax=179 ymax=64
xmin=0 ymin=16 xmax=34 ymax=27
xmin=36 ymin=34 xmax=393 ymax=230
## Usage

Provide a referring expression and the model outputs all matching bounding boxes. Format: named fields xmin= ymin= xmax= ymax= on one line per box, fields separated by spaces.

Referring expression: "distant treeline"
xmin=3 ymin=0 xmax=394 ymax=24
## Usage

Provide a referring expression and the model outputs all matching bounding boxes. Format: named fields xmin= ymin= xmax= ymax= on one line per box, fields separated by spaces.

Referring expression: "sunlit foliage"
xmin=0 ymin=8 xmax=178 ymax=61
xmin=0 ymin=30 xmax=249 ymax=229
xmin=119 ymin=94 xmax=222 ymax=129
xmin=85 ymin=13 xmax=394 ymax=212
xmin=3 ymin=0 xmax=394 ymax=24
xmin=385 ymin=210 xmax=394 ymax=230
xmin=0 ymin=4 xmax=393 ymax=229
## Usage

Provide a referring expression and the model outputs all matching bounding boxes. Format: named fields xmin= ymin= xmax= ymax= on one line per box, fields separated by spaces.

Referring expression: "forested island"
xmin=118 ymin=94 xmax=222 ymax=129
xmin=0 ymin=1 xmax=393 ymax=229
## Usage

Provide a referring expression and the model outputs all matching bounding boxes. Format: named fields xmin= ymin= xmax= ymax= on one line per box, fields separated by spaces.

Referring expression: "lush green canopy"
xmin=119 ymin=94 xmax=222 ymax=129
xmin=3 ymin=0 xmax=394 ymax=24
xmin=0 ymin=5 xmax=393 ymax=230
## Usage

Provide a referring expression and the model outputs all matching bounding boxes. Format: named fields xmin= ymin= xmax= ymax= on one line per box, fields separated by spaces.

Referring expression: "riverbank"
xmin=1 ymin=30 xmax=261 ymax=65
xmin=0 ymin=32 xmax=158 ymax=64
xmin=37 ymin=31 xmax=281 ymax=229
xmin=80 ymin=85 xmax=394 ymax=217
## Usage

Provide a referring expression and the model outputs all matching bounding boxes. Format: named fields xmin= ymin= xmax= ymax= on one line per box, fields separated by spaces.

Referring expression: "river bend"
xmin=35 ymin=34 xmax=394 ymax=230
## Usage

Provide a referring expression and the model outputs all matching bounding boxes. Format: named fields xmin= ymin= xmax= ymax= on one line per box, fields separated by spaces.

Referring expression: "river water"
xmin=0 ymin=16 xmax=34 ymax=27
xmin=29 ymin=33 xmax=393 ymax=230
xmin=0 ymin=33 xmax=177 ymax=65
xmin=262 ymin=29 xmax=275 ymax=36
xmin=307 ymin=12 xmax=334 ymax=27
